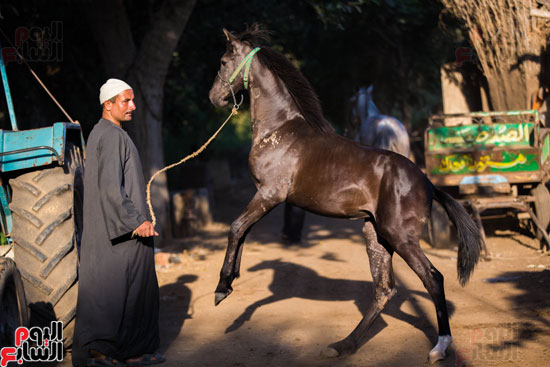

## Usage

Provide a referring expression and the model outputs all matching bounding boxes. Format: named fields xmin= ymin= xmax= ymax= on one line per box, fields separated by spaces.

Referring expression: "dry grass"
xmin=441 ymin=0 xmax=550 ymax=110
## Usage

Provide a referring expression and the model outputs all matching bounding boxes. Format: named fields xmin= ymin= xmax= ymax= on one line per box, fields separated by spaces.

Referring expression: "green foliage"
xmin=0 ymin=232 xmax=8 ymax=246
xmin=309 ymin=0 xmax=369 ymax=29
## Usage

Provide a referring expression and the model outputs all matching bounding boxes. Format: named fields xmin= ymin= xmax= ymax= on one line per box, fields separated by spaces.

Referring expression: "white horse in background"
xmin=347 ymin=85 xmax=410 ymax=158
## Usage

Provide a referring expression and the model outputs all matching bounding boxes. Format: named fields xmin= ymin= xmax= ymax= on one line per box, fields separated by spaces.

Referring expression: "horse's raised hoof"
xmin=320 ymin=347 xmax=339 ymax=358
xmin=428 ymin=335 xmax=453 ymax=364
xmin=214 ymin=289 xmax=232 ymax=306
xmin=323 ymin=339 xmax=355 ymax=358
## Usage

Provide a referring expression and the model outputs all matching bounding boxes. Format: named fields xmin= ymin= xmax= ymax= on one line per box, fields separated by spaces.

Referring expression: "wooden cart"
xmin=424 ymin=110 xmax=550 ymax=254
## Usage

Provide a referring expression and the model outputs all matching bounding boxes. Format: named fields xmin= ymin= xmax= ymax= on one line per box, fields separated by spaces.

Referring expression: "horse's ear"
xmin=223 ymin=28 xmax=243 ymax=53
xmin=367 ymin=85 xmax=374 ymax=94
xmin=223 ymin=28 xmax=237 ymax=42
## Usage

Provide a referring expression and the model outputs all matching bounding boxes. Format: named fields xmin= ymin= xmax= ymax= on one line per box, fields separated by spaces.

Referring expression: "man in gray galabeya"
xmin=72 ymin=78 xmax=164 ymax=367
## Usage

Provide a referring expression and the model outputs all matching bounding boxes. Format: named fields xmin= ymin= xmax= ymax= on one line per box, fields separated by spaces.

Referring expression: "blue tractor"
xmin=0 ymin=44 xmax=84 ymax=348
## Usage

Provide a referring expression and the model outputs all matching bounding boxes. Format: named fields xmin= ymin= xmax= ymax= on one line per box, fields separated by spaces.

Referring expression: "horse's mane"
xmin=237 ymin=24 xmax=335 ymax=134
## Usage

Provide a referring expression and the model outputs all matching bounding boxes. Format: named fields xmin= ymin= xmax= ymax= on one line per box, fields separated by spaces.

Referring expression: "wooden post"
xmin=441 ymin=63 xmax=472 ymax=126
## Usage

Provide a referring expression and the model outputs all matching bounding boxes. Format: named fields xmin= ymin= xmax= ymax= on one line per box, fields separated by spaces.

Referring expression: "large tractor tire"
xmin=0 ymin=257 xmax=28 ymax=347
xmin=8 ymin=145 xmax=83 ymax=348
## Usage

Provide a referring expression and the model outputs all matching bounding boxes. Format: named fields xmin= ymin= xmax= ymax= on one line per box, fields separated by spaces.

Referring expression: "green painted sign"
xmin=430 ymin=151 xmax=539 ymax=175
xmin=428 ymin=123 xmax=534 ymax=150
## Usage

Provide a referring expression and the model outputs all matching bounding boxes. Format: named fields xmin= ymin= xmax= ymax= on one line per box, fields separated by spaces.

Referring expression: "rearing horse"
xmin=208 ymin=25 xmax=482 ymax=363
xmin=347 ymin=85 xmax=411 ymax=158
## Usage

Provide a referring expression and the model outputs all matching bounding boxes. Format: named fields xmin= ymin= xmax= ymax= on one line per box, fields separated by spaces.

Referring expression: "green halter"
xmin=229 ymin=47 xmax=261 ymax=90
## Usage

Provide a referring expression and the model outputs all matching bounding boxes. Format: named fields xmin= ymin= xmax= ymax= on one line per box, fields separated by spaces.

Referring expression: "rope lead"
xmin=132 ymin=106 xmax=238 ymax=238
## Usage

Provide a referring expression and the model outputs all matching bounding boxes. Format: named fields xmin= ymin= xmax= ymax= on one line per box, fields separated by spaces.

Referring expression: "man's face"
xmin=108 ymin=89 xmax=136 ymax=123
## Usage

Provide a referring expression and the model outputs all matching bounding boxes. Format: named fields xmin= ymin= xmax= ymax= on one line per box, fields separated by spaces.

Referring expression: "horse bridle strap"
xmin=229 ymin=47 xmax=261 ymax=90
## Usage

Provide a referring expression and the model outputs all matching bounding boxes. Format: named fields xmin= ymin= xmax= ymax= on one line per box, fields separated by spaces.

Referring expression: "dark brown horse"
xmin=208 ymin=25 xmax=483 ymax=363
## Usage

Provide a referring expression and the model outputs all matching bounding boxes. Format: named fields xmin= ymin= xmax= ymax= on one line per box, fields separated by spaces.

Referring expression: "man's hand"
xmin=134 ymin=221 xmax=159 ymax=237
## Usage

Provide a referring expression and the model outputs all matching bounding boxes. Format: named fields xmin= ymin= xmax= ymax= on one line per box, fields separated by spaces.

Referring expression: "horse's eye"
xmin=221 ymin=60 xmax=227 ymax=66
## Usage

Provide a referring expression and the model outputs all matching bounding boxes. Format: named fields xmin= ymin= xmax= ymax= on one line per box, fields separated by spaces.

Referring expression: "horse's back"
xmin=289 ymin=134 xmax=382 ymax=216
xmin=335 ymin=135 xmax=430 ymax=224
xmin=290 ymin=133 xmax=423 ymax=219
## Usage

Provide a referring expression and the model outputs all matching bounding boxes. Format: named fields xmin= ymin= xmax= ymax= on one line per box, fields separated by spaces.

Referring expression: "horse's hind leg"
xmin=325 ymin=220 xmax=396 ymax=357
xmin=394 ymin=242 xmax=453 ymax=363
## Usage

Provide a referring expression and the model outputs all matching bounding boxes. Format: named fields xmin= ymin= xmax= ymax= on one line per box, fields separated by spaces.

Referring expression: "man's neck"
xmin=102 ymin=113 xmax=122 ymax=127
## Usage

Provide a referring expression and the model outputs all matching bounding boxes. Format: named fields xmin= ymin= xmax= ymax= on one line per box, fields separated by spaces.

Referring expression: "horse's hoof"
xmin=320 ymin=347 xmax=339 ymax=358
xmin=214 ymin=289 xmax=232 ymax=306
xmin=428 ymin=335 xmax=453 ymax=364
xmin=428 ymin=349 xmax=445 ymax=364
xmin=326 ymin=339 xmax=355 ymax=357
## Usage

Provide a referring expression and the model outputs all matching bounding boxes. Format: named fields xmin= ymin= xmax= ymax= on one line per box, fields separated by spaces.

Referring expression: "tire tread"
xmin=8 ymin=145 xmax=83 ymax=347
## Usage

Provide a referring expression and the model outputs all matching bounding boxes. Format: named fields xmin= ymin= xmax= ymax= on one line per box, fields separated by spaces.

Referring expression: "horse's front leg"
xmin=215 ymin=192 xmax=281 ymax=305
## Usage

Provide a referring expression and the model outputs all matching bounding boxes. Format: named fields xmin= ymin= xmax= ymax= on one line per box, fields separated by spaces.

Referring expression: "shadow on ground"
xmin=158 ymin=330 xmax=460 ymax=367
xmin=158 ymin=274 xmax=198 ymax=350
xmin=499 ymin=269 xmax=550 ymax=343
xmin=482 ymin=216 xmax=542 ymax=251
xmin=450 ymin=269 xmax=550 ymax=366
xmin=156 ymin=259 xmax=462 ymax=367
xmin=225 ymin=260 xmax=455 ymax=349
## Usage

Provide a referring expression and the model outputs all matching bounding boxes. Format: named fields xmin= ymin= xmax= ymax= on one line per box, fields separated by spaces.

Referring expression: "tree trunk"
xmin=440 ymin=63 xmax=473 ymax=125
xmin=86 ymin=0 xmax=196 ymax=240
xmin=482 ymin=62 xmax=539 ymax=111
xmin=441 ymin=0 xmax=548 ymax=111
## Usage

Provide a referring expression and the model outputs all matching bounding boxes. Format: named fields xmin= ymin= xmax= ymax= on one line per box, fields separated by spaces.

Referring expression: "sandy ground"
xmin=150 ymin=189 xmax=550 ymax=367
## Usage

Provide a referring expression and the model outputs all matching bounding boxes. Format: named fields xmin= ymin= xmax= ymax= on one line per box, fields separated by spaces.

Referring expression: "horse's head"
xmin=208 ymin=28 xmax=256 ymax=108
xmin=347 ymin=87 xmax=368 ymax=136
xmin=356 ymin=86 xmax=374 ymax=111
xmin=360 ymin=85 xmax=374 ymax=98
xmin=355 ymin=85 xmax=379 ymax=120
xmin=346 ymin=85 xmax=379 ymax=139
xmin=348 ymin=93 xmax=361 ymax=130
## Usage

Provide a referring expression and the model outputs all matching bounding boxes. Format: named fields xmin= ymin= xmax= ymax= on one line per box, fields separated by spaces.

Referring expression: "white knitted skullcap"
xmin=99 ymin=78 xmax=133 ymax=105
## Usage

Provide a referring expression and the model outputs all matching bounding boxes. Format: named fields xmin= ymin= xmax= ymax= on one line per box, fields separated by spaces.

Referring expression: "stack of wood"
xmin=169 ymin=163 xmax=213 ymax=238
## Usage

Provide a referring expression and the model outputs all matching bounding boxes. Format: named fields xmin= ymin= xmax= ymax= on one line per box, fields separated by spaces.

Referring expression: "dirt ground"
xmin=148 ymin=187 xmax=550 ymax=367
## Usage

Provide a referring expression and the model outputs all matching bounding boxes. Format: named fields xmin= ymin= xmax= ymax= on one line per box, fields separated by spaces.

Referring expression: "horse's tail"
xmin=432 ymin=185 xmax=482 ymax=286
